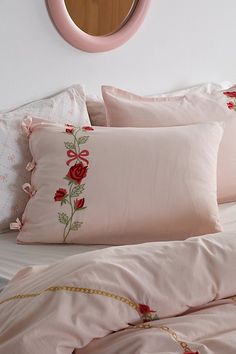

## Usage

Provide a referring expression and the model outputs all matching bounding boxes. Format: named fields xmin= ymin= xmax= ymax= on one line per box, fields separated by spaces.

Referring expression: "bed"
xmin=0 ymin=233 xmax=108 ymax=282
xmin=1 ymin=202 xmax=236 ymax=354
xmin=1 ymin=83 xmax=236 ymax=354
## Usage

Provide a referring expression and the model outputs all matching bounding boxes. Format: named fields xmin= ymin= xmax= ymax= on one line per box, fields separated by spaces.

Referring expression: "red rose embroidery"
xmin=83 ymin=126 xmax=94 ymax=131
xmin=54 ymin=188 xmax=67 ymax=201
xmin=223 ymin=91 xmax=236 ymax=98
xmin=138 ymin=304 xmax=156 ymax=314
xmin=58 ymin=126 xmax=90 ymax=242
xmin=65 ymin=124 xmax=75 ymax=134
xmin=74 ymin=198 xmax=85 ymax=210
xmin=227 ymin=101 xmax=235 ymax=110
xmin=67 ymin=162 xmax=88 ymax=184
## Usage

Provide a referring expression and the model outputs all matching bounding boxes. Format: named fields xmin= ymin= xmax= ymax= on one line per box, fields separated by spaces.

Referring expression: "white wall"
xmin=0 ymin=0 xmax=236 ymax=110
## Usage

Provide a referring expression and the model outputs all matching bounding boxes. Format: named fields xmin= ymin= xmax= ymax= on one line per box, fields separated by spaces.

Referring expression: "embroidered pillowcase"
xmin=0 ymin=85 xmax=90 ymax=232
xmin=102 ymin=85 xmax=236 ymax=203
xmin=16 ymin=120 xmax=223 ymax=245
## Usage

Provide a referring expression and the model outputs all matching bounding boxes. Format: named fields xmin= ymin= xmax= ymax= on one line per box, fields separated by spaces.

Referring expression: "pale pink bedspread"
xmin=78 ymin=298 xmax=236 ymax=354
xmin=0 ymin=233 xmax=236 ymax=354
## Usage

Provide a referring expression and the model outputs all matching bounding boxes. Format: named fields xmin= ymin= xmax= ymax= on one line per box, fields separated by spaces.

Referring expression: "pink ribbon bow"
xmin=10 ymin=218 xmax=22 ymax=231
xmin=26 ymin=160 xmax=36 ymax=172
xmin=66 ymin=149 xmax=89 ymax=166
xmin=22 ymin=183 xmax=36 ymax=197
xmin=21 ymin=116 xmax=33 ymax=137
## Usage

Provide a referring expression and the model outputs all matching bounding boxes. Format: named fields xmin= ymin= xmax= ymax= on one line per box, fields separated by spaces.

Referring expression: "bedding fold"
xmin=0 ymin=233 xmax=236 ymax=353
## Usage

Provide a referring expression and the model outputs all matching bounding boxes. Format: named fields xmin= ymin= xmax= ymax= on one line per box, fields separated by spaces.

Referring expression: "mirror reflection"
xmin=65 ymin=0 xmax=138 ymax=36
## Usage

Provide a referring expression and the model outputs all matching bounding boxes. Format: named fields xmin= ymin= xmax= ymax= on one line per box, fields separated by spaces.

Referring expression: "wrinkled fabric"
xmin=0 ymin=233 xmax=236 ymax=353
xmin=78 ymin=298 xmax=236 ymax=354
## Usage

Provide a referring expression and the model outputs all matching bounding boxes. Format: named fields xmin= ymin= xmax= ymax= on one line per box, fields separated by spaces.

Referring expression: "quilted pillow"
xmin=16 ymin=120 xmax=223 ymax=245
xmin=102 ymin=85 xmax=236 ymax=203
xmin=0 ymin=85 xmax=90 ymax=232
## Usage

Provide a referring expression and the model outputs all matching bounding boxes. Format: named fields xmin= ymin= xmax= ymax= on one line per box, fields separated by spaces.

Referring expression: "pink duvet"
xmin=0 ymin=233 xmax=236 ymax=354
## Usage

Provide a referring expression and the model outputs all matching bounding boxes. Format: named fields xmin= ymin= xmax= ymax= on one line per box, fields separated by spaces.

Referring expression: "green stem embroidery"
xmin=55 ymin=126 xmax=92 ymax=243
xmin=63 ymin=183 xmax=75 ymax=242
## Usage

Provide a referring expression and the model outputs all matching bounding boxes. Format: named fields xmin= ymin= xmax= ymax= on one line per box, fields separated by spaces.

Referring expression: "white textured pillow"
xmin=16 ymin=121 xmax=223 ymax=245
xmin=0 ymin=85 xmax=90 ymax=232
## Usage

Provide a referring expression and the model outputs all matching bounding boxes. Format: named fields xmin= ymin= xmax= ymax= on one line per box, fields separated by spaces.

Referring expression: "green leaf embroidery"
xmin=58 ymin=212 xmax=69 ymax=225
xmin=60 ymin=198 xmax=68 ymax=206
xmin=71 ymin=184 xmax=85 ymax=197
xmin=70 ymin=221 xmax=83 ymax=231
xmin=64 ymin=142 xmax=76 ymax=150
xmin=77 ymin=136 xmax=89 ymax=145
xmin=57 ymin=126 xmax=92 ymax=242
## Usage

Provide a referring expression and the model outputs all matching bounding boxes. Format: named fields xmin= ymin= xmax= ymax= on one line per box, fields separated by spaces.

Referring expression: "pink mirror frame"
xmin=47 ymin=0 xmax=151 ymax=53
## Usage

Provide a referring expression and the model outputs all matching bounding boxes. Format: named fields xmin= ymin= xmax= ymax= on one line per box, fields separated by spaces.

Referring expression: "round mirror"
xmin=64 ymin=0 xmax=138 ymax=37
xmin=47 ymin=0 xmax=151 ymax=52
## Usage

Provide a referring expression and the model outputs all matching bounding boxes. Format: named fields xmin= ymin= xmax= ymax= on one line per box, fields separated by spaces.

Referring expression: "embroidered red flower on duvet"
xmin=138 ymin=303 xmax=159 ymax=323
xmin=66 ymin=162 xmax=88 ymax=184
xmin=139 ymin=304 xmax=156 ymax=314
xmin=54 ymin=188 xmax=67 ymax=202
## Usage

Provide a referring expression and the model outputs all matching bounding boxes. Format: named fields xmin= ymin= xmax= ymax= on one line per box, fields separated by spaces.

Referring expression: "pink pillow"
xmin=0 ymin=85 xmax=91 ymax=232
xmin=102 ymin=85 xmax=236 ymax=203
xmin=86 ymin=83 xmax=222 ymax=127
xmin=16 ymin=120 xmax=223 ymax=245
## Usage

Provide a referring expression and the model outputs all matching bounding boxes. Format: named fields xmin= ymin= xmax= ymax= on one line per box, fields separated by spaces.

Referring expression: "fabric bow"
xmin=10 ymin=218 xmax=22 ymax=231
xmin=22 ymin=183 xmax=36 ymax=197
xmin=66 ymin=150 xmax=89 ymax=166
xmin=26 ymin=160 xmax=36 ymax=172
xmin=21 ymin=115 xmax=33 ymax=137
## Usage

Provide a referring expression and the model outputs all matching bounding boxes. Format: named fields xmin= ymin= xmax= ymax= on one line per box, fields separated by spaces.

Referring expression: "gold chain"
xmin=4 ymin=286 xmax=235 ymax=352
xmin=231 ymin=296 xmax=236 ymax=303
xmin=0 ymin=285 xmax=138 ymax=312
xmin=129 ymin=323 xmax=194 ymax=352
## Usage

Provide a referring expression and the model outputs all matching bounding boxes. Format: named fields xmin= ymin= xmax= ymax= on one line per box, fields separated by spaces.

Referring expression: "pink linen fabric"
xmin=0 ymin=85 xmax=90 ymax=232
xmin=86 ymin=95 xmax=107 ymax=126
xmin=102 ymin=85 xmax=236 ymax=203
xmin=16 ymin=120 xmax=223 ymax=245
xmin=86 ymin=83 xmax=222 ymax=127
xmin=78 ymin=299 xmax=236 ymax=354
xmin=1 ymin=233 xmax=236 ymax=353
xmin=155 ymin=82 xmax=224 ymax=97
